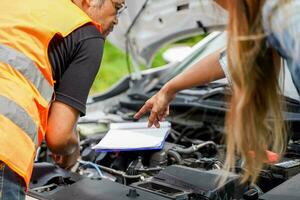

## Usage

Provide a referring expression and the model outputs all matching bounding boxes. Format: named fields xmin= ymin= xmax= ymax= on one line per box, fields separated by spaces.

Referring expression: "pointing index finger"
xmin=134 ymin=104 xmax=150 ymax=119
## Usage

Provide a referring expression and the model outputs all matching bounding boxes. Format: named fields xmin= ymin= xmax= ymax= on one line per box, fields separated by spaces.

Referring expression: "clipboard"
xmin=92 ymin=122 xmax=171 ymax=152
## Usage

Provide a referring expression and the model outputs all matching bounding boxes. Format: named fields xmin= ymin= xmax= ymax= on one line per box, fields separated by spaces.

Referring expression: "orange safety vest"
xmin=0 ymin=0 xmax=102 ymax=188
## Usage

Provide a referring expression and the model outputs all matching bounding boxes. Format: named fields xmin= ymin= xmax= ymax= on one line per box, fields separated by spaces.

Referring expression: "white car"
xmin=27 ymin=1 xmax=300 ymax=200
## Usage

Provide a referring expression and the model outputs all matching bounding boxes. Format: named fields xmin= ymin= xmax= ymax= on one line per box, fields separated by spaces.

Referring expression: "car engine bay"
xmin=28 ymin=82 xmax=300 ymax=200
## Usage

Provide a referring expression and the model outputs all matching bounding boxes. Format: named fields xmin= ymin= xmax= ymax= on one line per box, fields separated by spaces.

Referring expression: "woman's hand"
xmin=134 ymin=87 xmax=176 ymax=128
xmin=134 ymin=50 xmax=225 ymax=128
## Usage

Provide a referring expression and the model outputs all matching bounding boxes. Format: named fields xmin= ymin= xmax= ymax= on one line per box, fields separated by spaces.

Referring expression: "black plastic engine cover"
xmin=30 ymin=178 xmax=171 ymax=200
xmin=132 ymin=165 xmax=243 ymax=200
xmin=30 ymin=162 xmax=82 ymax=189
xmin=28 ymin=163 xmax=172 ymax=200
xmin=260 ymin=172 xmax=300 ymax=200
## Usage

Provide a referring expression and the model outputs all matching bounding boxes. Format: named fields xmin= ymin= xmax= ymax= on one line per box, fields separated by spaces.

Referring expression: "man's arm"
xmin=134 ymin=49 xmax=226 ymax=127
xmin=46 ymin=25 xmax=104 ymax=168
xmin=46 ymin=101 xmax=80 ymax=169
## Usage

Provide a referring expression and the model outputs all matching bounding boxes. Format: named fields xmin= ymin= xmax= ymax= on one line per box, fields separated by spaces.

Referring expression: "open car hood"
xmin=108 ymin=0 xmax=228 ymax=67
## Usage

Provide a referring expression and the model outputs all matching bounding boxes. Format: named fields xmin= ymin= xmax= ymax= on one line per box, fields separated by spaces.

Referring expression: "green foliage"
xmin=90 ymin=42 xmax=128 ymax=94
xmin=151 ymin=46 xmax=169 ymax=68
xmin=91 ymin=35 xmax=205 ymax=94
xmin=175 ymin=35 xmax=207 ymax=46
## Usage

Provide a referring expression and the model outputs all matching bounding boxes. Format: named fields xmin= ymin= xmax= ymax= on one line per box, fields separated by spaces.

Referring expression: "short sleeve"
xmin=48 ymin=24 xmax=105 ymax=116
xmin=262 ymin=0 xmax=300 ymax=94
xmin=55 ymin=37 xmax=104 ymax=116
xmin=219 ymin=49 xmax=233 ymax=86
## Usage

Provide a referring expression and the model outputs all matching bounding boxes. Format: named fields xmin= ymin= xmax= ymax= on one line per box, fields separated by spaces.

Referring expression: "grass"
xmin=90 ymin=42 xmax=128 ymax=94
xmin=90 ymin=35 xmax=205 ymax=94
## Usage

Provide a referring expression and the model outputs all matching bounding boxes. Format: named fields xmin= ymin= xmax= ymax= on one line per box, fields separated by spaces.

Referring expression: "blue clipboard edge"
xmin=94 ymin=131 xmax=170 ymax=153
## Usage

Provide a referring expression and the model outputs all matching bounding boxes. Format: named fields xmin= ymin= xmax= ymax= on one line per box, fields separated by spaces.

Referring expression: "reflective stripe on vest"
xmin=0 ymin=0 xmax=102 ymax=189
xmin=0 ymin=44 xmax=53 ymax=102
xmin=0 ymin=96 xmax=38 ymax=146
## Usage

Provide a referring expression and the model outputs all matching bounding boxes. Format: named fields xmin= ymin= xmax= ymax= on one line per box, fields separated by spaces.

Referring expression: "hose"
xmin=79 ymin=160 xmax=103 ymax=177
xmin=78 ymin=160 xmax=141 ymax=179
xmin=172 ymin=141 xmax=217 ymax=154
xmin=167 ymin=150 xmax=183 ymax=165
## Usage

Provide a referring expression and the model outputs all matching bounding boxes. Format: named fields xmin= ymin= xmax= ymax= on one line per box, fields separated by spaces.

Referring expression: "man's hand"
xmin=134 ymin=87 xmax=175 ymax=128
xmin=52 ymin=145 xmax=80 ymax=170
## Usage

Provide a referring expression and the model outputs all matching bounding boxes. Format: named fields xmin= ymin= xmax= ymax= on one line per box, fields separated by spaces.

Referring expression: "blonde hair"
xmin=224 ymin=0 xmax=288 ymax=184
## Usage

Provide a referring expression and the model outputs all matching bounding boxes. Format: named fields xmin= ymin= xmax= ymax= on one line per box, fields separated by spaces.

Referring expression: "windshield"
xmin=159 ymin=32 xmax=227 ymax=85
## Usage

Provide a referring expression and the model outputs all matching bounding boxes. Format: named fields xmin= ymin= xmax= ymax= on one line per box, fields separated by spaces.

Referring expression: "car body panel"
xmin=108 ymin=0 xmax=227 ymax=66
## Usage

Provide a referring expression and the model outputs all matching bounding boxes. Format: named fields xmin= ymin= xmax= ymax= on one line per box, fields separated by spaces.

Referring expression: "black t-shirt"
xmin=48 ymin=24 xmax=104 ymax=116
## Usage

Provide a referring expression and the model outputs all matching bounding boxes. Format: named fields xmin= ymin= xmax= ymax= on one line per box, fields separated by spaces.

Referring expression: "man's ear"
xmin=82 ymin=0 xmax=92 ymax=7
xmin=72 ymin=0 xmax=91 ymax=10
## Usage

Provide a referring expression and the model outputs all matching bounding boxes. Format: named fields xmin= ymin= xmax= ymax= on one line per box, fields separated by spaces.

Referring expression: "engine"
xmin=28 ymin=114 xmax=300 ymax=200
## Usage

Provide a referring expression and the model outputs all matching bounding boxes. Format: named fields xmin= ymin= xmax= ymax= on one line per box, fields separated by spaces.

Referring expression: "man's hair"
xmin=91 ymin=0 xmax=105 ymax=7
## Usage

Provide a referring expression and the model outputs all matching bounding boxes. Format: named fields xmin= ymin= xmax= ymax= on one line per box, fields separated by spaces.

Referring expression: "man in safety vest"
xmin=0 ymin=0 xmax=125 ymax=199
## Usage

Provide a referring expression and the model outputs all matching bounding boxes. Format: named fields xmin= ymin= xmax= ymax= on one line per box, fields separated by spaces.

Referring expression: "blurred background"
xmin=90 ymin=35 xmax=205 ymax=94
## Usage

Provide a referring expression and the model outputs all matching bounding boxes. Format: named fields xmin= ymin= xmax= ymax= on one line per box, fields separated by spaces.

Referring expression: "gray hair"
xmin=91 ymin=0 xmax=105 ymax=7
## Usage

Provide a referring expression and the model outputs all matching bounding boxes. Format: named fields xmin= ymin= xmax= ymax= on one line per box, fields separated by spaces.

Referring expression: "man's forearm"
xmin=47 ymin=129 xmax=79 ymax=155
xmin=46 ymin=101 xmax=80 ymax=156
xmin=61 ymin=130 xmax=80 ymax=155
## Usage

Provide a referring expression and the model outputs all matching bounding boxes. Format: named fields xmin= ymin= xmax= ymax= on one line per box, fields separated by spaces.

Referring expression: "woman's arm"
xmin=134 ymin=49 xmax=226 ymax=127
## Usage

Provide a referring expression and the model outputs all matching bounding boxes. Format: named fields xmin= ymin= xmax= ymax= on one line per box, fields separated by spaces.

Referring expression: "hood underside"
xmin=108 ymin=0 xmax=228 ymax=67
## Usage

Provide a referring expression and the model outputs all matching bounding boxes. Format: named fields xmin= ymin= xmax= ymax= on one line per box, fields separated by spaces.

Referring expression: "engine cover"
xmin=260 ymin=172 xmax=300 ymax=200
xmin=131 ymin=165 xmax=243 ymax=200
